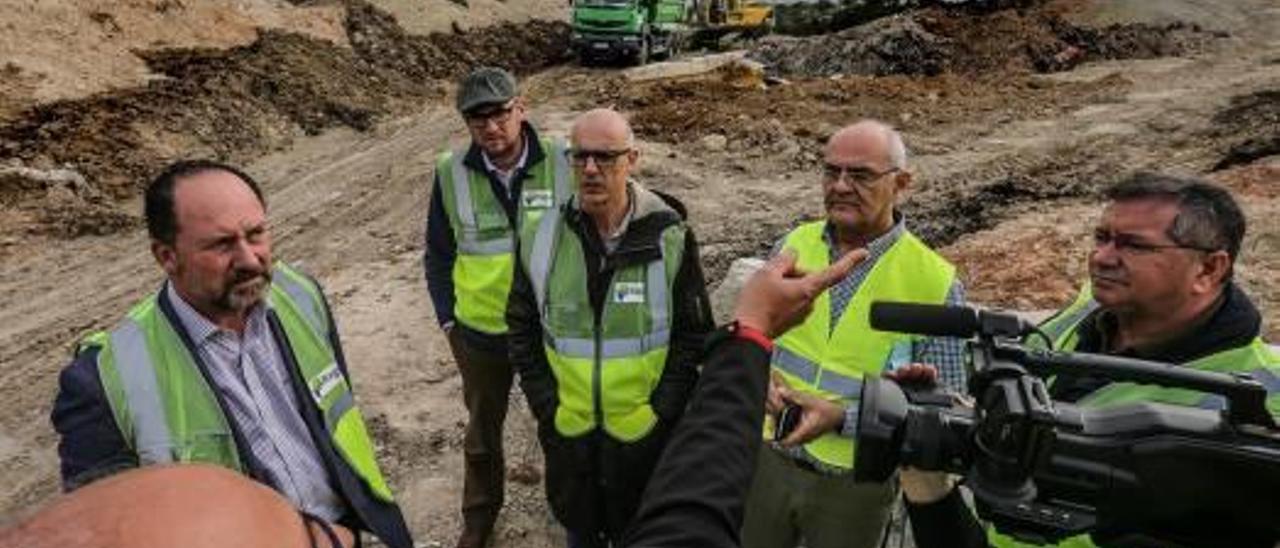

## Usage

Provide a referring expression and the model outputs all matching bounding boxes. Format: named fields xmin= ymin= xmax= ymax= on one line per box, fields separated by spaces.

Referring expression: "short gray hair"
xmin=839 ymin=119 xmax=908 ymax=169
xmin=570 ymin=108 xmax=635 ymax=149
xmin=1105 ymin=171 xmax=1246 ymax=264
xmin=884 ymin=126 xmax=907 ymax=169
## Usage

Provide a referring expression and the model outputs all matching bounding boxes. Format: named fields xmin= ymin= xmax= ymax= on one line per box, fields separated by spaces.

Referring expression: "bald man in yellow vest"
xmin=741 ymin=120 xmax=968 ymax=548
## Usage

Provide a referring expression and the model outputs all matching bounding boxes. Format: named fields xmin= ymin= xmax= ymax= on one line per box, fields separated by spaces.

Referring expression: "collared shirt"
xmin=601 ymin=185 xmax=637 ymax=254
xmin=575 ymin=183 xmax=637 ymax=255
xmin=166 ymin=283 xmax=345 ymax=520
xmin=481 ymin=137 xmax=530 ymax=196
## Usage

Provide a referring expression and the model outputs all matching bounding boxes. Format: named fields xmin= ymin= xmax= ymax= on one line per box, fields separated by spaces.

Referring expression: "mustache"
xmin=230 ymin=268 xmax=270 ymax=285
xmin=1091 ymin=268 xmax=1126 ymax=284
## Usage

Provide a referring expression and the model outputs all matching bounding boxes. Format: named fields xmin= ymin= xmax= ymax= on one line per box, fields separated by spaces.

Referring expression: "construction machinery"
xmin=570 ymin=0 xmax=774 ymax=66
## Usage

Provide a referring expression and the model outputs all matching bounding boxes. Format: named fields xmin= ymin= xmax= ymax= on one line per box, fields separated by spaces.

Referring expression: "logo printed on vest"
xmin=311 ymin=363 xmax=344 ymax=403
xmin=522 ymin=190 xmax=554 ymax=209
xmin=613 ymin=282 xmax=646 ymax=304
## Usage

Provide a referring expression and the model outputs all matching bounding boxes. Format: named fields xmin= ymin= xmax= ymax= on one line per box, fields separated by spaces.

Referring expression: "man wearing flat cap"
xmin=424 ymin=66 xmax=572 ymax=548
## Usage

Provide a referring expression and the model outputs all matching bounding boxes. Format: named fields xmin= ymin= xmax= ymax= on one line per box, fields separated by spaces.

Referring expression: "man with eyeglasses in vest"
xmin=424 ymin=66 xmax=573 ymax=548
xmin=506 ymin=108 xmax=714 ymax=548
xmin=897 ymin=173 xmax=1280 ymax=548
xmin=740 ymin=120 xmax=968 ymax=548
xmin=51 ymin=160 xmax=413 ymax=548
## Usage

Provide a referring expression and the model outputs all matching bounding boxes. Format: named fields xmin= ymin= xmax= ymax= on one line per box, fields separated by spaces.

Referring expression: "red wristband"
xmin=733 ymin=321 xmax=774 ymax=353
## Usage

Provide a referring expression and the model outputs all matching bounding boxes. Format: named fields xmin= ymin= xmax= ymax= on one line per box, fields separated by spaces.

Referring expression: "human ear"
xmin=151 ymin=240 xmax=179 ymax=276
xmin=1191 ymin=250 xmax=1232 ymax=294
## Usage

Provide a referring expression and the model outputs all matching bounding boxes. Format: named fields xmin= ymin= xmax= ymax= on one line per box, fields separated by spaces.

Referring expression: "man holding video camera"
xmin=893 ymin=173 xmax=1280 ymax=548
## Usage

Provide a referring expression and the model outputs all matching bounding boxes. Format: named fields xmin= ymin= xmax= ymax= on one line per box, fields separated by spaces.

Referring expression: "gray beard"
xmin=215 ymin=271 xmax=271 ymax=313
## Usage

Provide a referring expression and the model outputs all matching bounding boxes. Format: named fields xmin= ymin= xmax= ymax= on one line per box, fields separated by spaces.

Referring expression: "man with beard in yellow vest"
xmin=741 ymin=120 xmax=968 ymax=548
xmin=896 ymin=173 xmax=1280 ymax=548
xmin=507 ymin=108 xmax=713 ymax=547
xmin=51 ymin=160 xmax=412 ymax=548
xmin=424 ymin=66 xmax=572 ymax=548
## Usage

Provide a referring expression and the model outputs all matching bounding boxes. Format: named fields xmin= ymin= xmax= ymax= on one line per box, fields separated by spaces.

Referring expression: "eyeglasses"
xmin=566 ymin=148 xmax=631 ymax=168
xmin=1092 ymin=229 xmax=1219 ymax=257
xmin=822 ymin=164 xmax=899 ymax=187
xmin=464 ymin=101 xmax=516 ymax=130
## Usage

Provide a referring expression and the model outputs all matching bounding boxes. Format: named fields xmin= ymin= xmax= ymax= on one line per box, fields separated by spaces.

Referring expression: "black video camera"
xmin=853 ymin=301 xmax=1280 ymax=548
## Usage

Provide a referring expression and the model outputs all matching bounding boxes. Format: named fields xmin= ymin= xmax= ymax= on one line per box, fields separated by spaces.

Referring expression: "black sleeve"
xmin=507 ymin=245 xmax=558 ymax=425
xmin=650 ymin=228 xmax=714 ymax=421
xmin=425 ymin=171 xmax=458 ymax=328
xmin=623 ymin=335 xmax=771 ymax=548
xmin=51 ymin=347 xmax=137 ymax=491
xmin=904 ymin=488 xmax=988 ymax=548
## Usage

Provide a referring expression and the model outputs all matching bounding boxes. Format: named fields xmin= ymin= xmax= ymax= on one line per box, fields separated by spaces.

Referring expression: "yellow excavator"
xmin=697 ymin=0 xmax=775 ymax=40
xmin=683 ymin=0 xmax=775 ymax=52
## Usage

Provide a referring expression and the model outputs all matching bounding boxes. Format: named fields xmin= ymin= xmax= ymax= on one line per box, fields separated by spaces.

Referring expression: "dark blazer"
xmin=52 ymin=280 xmax=414 ymax=548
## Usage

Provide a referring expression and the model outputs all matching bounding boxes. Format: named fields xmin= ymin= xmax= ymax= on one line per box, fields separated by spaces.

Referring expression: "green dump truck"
xmin=571 ymin=0 xmax=690 ymax=65
xmin=571 ymin=0 xmax=774 ymax=65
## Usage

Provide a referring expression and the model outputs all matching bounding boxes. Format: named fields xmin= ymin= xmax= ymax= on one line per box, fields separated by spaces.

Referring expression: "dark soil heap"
xmin=750 ymin=5 xmax=1215 ymax=78
xmin=1209 ymin=89 xmax=1280 ymax=171
xmin=0 ymin=0 xmax=570 ymax=237
xmin=616 ymin=1 xmax=1229 ymax=249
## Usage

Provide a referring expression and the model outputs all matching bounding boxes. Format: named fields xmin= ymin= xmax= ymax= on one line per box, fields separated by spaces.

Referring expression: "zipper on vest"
xmin=593 ymin=312 xmax=607 ymax=489
xmin=592 ymin=314 xmax=604 ymax=432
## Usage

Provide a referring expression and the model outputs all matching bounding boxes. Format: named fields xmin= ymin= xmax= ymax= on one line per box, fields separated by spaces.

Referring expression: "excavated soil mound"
xmin=345 ymin=2 xmax=570 ymax=83
xmin=617 ymin=1 xmax=1222 ymax=249
xmin=0 ymin=0 xmax=569 ymax=237
xmin=750 ymin=5 xmax=1215 ymax=78
xmin=1209 ymin=89 xmax=1280 ymax=171
xmin=619 ymin=70 xmax=1126 ymax=164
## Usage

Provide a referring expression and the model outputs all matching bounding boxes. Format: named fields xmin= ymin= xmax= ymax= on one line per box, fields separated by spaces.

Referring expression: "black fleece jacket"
xmin=507 ymin=185 xmax=713 ymax=539
xmin=624 ymin=334 xmax=772 ymax=548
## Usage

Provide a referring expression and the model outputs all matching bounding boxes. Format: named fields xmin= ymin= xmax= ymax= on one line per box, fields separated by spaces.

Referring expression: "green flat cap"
xmin=456 ymin=67 xmax=518 ymax=114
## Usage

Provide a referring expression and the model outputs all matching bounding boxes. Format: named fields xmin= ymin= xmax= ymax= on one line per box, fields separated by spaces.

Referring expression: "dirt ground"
xmin=1 ymin=0 xmax=1278 ymax=546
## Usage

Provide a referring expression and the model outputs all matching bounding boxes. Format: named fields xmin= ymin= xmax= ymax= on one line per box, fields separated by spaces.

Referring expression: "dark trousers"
xmin=566 ymin=530 xmax=614 ymax=548
xmin=447 ymin=328 xmax=515 ymax=540
xmin=742 ymin=446 xmax=896 ymax=548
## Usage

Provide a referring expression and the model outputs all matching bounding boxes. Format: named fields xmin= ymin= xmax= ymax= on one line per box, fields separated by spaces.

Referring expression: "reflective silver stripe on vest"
xmin=1196 ymin=394 xmax=1228 ymax=410
xmin=1249 ymin=367 xmax=1280 ymax=394
xmin=458 ymin=237 xmax=514 ymax=255
xmin=529 ymin=207 xmax=561 ymax=315
xmin=451 ymin=150 xmax=475 ymax=232
xmin=546 ymin=329 xmax=673 ymax=359
xmin=530 ymin=207 xmax=672 ymax=359
xmin=773 ymin=346 xmax=818 ymax=384
xmin=771 ymin=345 xmax=864 ymax=399
xmin=273 ymin=269 xmax=326 ymax=337
xmin=818 ymin=371 xmax=864 ymax=399
xmin=449 ymin=150 xmax=514 ymax=255
xmin=551 ymin=138 xmax=571 ymax=202
xmin=1043 ymin=299 xmax=1100 ymax=348
xmin=647 ymin=236 xmax=670 ymax=333
xmin=110 ymin=319 xmax=175 ymax=464
xmin=325 ymin=390 xmax=356 ymax=431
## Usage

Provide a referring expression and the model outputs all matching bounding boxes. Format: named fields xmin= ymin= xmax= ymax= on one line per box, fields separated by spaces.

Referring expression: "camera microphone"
xmin=869 ymin=302 xmax=1036 ymax=339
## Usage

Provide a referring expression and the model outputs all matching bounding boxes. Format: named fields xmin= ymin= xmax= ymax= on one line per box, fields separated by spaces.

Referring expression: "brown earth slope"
xmin=0 ymin=0 xmax=569 ymax=240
